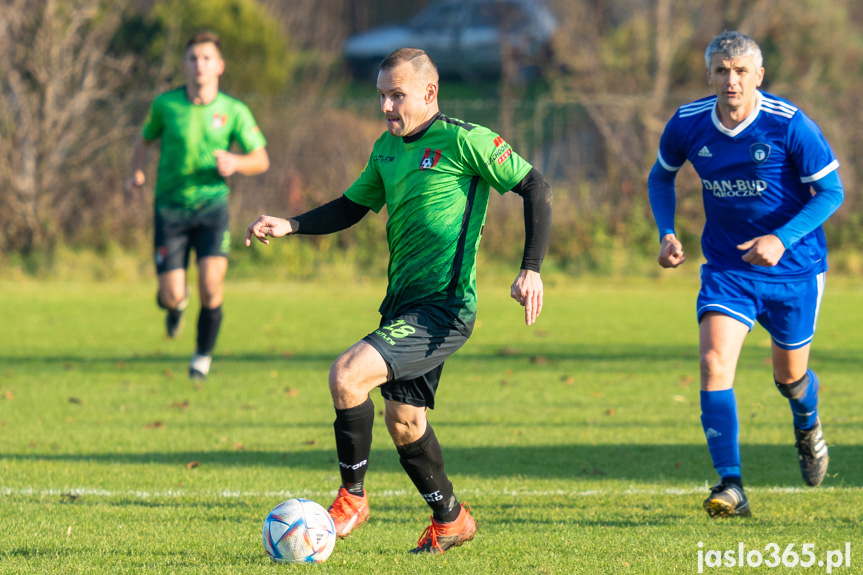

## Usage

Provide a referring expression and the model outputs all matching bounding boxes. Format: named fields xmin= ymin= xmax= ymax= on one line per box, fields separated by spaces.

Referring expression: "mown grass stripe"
xmin=3 ymin=485 xmax=860 ymax=499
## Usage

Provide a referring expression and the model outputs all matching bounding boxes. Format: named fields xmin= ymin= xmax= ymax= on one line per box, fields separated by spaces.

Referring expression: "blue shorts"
xmin=697 ymin=266 xmax=825 ymax=350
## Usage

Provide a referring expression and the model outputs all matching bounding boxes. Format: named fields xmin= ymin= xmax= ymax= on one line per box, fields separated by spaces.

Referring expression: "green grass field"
xmin=1 ymin=276 xmax=862 ymax=574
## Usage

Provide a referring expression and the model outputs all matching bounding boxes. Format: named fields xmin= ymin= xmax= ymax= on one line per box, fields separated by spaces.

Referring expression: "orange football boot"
xmin=409 ymin=504 xmax=476 ymax=554
xmin=327 ymin=487 xmax=369 ymax=538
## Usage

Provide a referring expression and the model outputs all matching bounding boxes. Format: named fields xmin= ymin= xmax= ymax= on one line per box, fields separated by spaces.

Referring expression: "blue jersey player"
xmin=648 ymin=31 xmax=844 ymax=518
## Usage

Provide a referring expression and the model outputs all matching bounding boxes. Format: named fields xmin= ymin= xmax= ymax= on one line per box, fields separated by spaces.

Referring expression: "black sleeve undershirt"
xmin=509 ymin=167 xmax=553 ymax=272
xmin=291 ymin=195 xmax=371 ymax=235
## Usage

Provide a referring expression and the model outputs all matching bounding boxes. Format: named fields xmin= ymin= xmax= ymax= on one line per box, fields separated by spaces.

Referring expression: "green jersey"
xmin=345 ymin=113 xmax=532 ymax=326
xmin=141 ymin=89 xmax=267 ymax=209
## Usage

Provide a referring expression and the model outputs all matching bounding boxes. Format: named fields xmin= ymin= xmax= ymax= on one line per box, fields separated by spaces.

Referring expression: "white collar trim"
xmin=712 ymin=91 xmax=762 ymax=137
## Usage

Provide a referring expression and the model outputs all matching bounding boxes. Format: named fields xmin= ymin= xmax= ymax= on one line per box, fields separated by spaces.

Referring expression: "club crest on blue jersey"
xmin=420 ymin=148 xmax=442 ymax=170
xmin=750 ymin=143 xmax=771 ymax=165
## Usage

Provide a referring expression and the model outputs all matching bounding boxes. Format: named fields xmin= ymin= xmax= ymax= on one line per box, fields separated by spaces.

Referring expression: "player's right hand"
xmin=658 ymin=234 xmax=686 ymax=268
xmin=245 ymin=215 xmax=294 ymax=246
xmin=123 ymin=172 xmax=145 ymax=197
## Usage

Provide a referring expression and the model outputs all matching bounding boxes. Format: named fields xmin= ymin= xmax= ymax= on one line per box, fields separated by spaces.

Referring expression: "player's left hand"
xmin=511 ymin=269 xmax=543 ymax=326
xmin=737 ymin=234 xmax=786 ymax=267
xmin=213 ymin=150 xmax=239 ymax=177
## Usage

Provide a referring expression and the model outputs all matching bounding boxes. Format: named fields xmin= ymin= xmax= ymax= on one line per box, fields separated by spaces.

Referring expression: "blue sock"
xmin=700 ymin=389 xmax=741 ymax=480
xmin=788 ymin=370 xmax=819 ymax=430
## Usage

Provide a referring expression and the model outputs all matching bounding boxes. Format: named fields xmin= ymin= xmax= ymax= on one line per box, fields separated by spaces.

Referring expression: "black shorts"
xmin=154 ymin=202 xmax=230 ymax=274
xmin=363 ymin=306 xmax=473 ymax=409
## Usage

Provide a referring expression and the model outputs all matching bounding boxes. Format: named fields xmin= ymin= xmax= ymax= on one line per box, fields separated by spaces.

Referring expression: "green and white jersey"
xmin=345 ymin=113 xmax=532 ymax=326
xmin=142 ymin=88 xmax=267 ymax=209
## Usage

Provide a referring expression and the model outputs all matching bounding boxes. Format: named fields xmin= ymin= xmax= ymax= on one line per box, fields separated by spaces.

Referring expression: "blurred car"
xmin=342 ymin=0 xmax=557 ymax=80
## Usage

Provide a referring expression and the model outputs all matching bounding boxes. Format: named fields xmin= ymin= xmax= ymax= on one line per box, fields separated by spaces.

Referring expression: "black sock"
xmin=724 ymin=476 xmax=744 ymax=489
xmin=334 ymin=398 xmax=374 ymax=496
xmin=196 ymin=306 xmax=222 ymax=355
xmin=397 ymin=424 xmax=460 ymax=523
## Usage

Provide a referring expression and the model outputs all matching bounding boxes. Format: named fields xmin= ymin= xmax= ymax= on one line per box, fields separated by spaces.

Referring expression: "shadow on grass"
xmin=3 ymin=342 xmax=862 ymax=370
xmin=5 ymin=444 xmax=861 ymax=487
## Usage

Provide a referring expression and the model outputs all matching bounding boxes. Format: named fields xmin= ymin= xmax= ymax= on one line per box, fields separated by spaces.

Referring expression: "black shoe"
xmin=158 ymin=291 xmax=188 ymax=339
xmin=796 ymin=417 xmax=829 ymax=486
xmin=703 ymin=481 xmax=751 ymax=518
xmin=166 ymin=309 xmax=185 ymax=339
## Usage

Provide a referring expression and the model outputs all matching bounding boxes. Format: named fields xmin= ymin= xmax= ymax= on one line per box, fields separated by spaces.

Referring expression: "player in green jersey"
xmin=246 ymin=48 xmax=552 ymax=554
xmin=125 ymin=31 xmax=269 ymax=380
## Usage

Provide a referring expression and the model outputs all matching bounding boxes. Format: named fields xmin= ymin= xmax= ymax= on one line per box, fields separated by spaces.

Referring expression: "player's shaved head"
xmin=705 ymin=31 xmax=762 ymax=69
xmin=380 ymin=48 xmax=439 ymax=86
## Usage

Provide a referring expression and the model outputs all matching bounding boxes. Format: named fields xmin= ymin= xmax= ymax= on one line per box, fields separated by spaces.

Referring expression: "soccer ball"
xmin=262 ymin=498 xmax=336 ymax=564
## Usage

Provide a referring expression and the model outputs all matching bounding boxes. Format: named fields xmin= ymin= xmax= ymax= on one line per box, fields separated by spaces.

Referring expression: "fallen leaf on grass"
xmin=186 ymin=461 xmax=200 ymax=469
xmin=303 ymin=439 xmax=317 ymax=446
xmin=143 ymin=421 xmax=163 ymax=429
xmin=169 ymin=401 xmax=190 ymax=410
xmin=3 ymin=392 xmax=14 ymax=400
xmin=284 ymin=388 xmax=298 ymax=397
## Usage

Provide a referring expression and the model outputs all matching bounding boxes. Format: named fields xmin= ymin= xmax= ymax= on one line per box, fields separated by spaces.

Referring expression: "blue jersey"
xmin=657 ymin=91 xmax=839 ymax=279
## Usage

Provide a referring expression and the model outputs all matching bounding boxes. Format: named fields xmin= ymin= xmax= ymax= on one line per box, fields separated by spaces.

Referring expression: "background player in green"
xmin=124 ymin=31 xmax=269 ymax=379
xmin=246 ymin=48 xmax=552 ymax=554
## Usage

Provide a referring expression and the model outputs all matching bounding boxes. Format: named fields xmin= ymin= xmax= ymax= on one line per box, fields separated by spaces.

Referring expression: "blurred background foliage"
xmin=2 ymin=0 xmax=863 ymax=280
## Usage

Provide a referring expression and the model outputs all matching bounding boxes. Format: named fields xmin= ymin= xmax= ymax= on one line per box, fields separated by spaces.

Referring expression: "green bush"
xmin=113 ymin=0 xmax=293 ymax=97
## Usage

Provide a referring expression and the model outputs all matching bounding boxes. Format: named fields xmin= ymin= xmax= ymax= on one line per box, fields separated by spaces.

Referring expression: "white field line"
xmin=2 ymin=485 xmax=860 ymax=500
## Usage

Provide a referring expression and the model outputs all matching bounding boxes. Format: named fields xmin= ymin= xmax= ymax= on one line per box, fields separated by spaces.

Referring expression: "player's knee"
xmin=200 ymin=292 xmax=223 ymax=308
xmin=384 ymin=412 xmax=424 ymax=446
xmin=699 ymin=349 xmax=733 ymax=381
xmin=328 ymin=360 xmax=364 ymax=404
xmin=159 ymin=287 xmax=186 ymax=310
xmin=328 ymin=363 xmax=349 ymax=397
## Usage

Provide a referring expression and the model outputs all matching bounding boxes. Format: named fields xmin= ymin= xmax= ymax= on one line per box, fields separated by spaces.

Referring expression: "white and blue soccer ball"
xmin=262 ymin=498 xmax=336 ymax=564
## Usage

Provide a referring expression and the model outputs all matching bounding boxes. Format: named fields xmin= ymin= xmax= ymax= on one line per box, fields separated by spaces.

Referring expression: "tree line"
xmin=2 ymin=0 xmax=861 ymax=276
